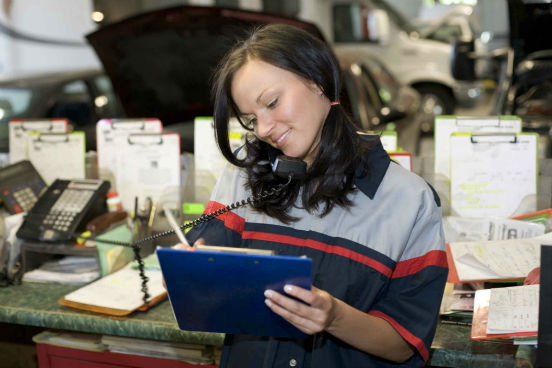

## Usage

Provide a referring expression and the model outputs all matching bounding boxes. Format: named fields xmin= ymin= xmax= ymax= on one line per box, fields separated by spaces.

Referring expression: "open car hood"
xmin=86 ymin=6 xmax=325 ymax=126
xmin=508 ymin=0 xmax=552 ymax=62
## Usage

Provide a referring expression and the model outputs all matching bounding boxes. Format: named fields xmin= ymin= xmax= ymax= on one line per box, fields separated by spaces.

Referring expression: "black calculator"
xmin=0 ymin=160 xmax=47 ymax=214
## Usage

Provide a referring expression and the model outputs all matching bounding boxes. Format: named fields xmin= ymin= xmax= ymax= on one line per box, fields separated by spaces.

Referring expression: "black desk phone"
xmin=0 ymin=160 xmax=47 ymax=214
xmin=16 ymin=179 xmax=110 ymax=242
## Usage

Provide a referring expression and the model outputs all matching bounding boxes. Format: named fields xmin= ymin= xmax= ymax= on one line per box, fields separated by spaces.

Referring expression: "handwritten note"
xmin=487 ymin=284 xmax=539 ymax=333
xmin=450 ymin=133 xmax=537 ymax=218
xmin=448 ymin=232 xmax=552 ymax=281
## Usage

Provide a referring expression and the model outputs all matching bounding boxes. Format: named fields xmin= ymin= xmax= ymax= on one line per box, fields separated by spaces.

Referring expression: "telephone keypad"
xmin=43 ymin=189 xmax=94 ymax=233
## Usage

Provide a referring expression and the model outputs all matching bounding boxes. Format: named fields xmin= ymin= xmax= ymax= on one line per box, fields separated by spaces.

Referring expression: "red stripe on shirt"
xmin=242 ymin=231 xmax=393 ymax=277
xmin=204 ymin=201 xmax=245 ymax=234
xmin=392 ymin=250 xmax=448 ymax=279
xmin=368 ymin=310 xmax=429 ymax=362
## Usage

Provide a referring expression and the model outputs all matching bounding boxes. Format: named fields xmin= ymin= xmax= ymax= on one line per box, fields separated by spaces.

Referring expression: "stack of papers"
xmin=471 ymin=285 xmax=539 ymax=340
xmin=22 ymin=256 xmax=100 ymax=284
xmin=101 ymin=335 xmax=216 ymax=365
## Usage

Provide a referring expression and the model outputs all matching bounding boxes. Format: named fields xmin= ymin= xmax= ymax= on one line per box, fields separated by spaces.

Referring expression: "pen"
xmin=162 ymin=204 xmax=189 ymax=246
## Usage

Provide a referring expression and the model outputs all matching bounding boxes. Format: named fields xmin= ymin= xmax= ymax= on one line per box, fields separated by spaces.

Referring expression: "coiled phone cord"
xmin=77 ymin=176 xmax=292 ymax=306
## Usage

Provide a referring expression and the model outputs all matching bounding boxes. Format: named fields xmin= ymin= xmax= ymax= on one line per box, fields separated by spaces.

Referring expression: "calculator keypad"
xmin=12 ymin=187 xmax=38 ymax=212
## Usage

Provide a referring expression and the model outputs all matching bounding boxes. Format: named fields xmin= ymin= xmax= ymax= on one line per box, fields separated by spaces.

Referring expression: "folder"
xmin=156 ymin=247 xmax=312 ymax=338
xmin=449 ymin=132 xmax=538 ymax=219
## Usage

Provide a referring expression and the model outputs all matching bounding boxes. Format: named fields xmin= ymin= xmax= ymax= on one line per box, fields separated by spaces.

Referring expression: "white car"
xmin=331 ymin=0 xmax=484 ymax=132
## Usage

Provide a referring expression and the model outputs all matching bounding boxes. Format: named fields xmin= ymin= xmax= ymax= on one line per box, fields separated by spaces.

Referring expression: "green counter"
xmin=0 ymin=282 xmax=534 ymax=367
xmin=0 ymin=282 xmax=224 ymax=346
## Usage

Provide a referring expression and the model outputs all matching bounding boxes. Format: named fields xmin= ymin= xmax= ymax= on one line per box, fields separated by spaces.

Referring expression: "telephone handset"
xmin=16 ymin=179 xmax=110 ymax=243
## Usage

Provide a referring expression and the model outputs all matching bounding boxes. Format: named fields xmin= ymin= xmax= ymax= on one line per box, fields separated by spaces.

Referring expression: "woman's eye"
xmin=267 ymin=98 xmax=278 ymax=109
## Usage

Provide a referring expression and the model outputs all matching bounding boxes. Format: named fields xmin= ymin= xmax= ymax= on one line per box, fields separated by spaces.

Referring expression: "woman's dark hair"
xmin=211 ymin=23 xmax=373 ymax=223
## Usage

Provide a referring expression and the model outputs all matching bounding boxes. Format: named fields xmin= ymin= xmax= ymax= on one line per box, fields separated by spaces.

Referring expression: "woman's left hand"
xmin=264 ymin=285 xmax=338 ymax=335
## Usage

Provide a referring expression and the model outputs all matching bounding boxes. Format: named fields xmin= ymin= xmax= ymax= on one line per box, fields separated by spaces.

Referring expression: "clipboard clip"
xmin=470 ymin=133 xmax=518 ymax=144
xmin=127 ymin=133 xmax=163 ymax=146
xmin=33 ymin=133 xmax=71 ymax=144
xmin=20 ymin=121 xmax=54 ymax=132
xmin=111 ymin=120 xmax=146 ymax=131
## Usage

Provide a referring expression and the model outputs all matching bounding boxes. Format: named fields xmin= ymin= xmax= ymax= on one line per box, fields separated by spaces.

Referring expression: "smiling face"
xmin=231 ymin=59 xmax=331 ymax=166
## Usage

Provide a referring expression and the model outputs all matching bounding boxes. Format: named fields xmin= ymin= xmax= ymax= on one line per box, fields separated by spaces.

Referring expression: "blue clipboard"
xmin=156 ymin=248 xmax=312 ymax=338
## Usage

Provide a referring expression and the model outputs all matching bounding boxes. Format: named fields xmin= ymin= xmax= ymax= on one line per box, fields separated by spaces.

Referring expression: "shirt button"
xmin=289 ymin=358 xmax=297 ymax=367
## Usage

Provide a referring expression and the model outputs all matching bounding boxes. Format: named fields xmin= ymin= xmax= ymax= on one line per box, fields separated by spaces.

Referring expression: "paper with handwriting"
xmin=487 ymin=284 xmax=539 ymax=333
xmin=448 ymin=232 xmax=552 ymax=281
xmin=450 ymin=133 xmax=537 ymax=218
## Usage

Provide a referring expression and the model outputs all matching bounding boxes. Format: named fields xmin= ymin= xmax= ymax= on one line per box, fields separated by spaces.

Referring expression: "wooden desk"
xmin=0 ymin=282 xmax=536 ymax=367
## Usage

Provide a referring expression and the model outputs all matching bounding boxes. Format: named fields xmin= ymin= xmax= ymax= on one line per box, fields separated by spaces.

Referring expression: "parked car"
xmin=0 ymin=69 xmax=124 ymax=152
xmin=331 ymin=0 xmax=484 ymax=131
xmin=337 ymin=49 xmax=425 ymax=154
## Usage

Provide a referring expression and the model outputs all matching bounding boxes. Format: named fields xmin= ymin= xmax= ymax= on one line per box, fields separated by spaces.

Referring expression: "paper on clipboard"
xmin=193 ymin=117 xmax=248 ymax=198
xmin=27 ymin=132 xmax=86 ymax=185
xmin=96 ymin=118 xmax=162 ymax=187
xmin=434 ymin=116 xmax=521 ymax=180
xmin=116 ymin=133 xmax=181 ymax=212
xmin=9 ymin=119 xmax=68 ymax=164
xmin=389 ymin=152 xmax=412 ymax=171
xmin=379 ymin=131 xmax=398 ymax=152
xmin=450 ymin=132 xmax=538 ymax=219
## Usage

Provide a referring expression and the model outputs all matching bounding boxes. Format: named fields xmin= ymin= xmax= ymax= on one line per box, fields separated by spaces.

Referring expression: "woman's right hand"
xmin=172 ymin=237 xmax=205 ymax=251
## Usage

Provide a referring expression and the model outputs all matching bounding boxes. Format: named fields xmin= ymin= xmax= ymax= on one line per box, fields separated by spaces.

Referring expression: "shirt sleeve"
xmin=368 ymin=185 xmax=448 ymax=364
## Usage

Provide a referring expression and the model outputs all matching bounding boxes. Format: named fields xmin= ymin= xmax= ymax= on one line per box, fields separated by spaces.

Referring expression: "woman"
xmin=183 ymin=23 xmax=448 ymax=367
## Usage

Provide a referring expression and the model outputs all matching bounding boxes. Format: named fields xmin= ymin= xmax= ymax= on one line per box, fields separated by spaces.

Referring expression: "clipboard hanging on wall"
xmin=27 ymin=132 xmax=86 ymax=185
xmin=96 ymin=118 xmax=163 ymax=188
xmin=450 ymin=132 xmax=538 ymax=219
xmin=434 ymin=115 xmax=521 ymax=180
xmin=9 ymin=118 xmax=68 ymax=164
xmin=116 ymin=133 xmax=181 ymax=212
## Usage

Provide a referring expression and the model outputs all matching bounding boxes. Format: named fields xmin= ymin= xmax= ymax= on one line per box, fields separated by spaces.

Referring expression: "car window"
xmin=427 ymin=23 xmax=463 ymax=44
xmin=0 ymin=88 xmax=33 ymax=119
xmin=49 ymin=80 xmax=93 ymax=126
xmin=358 ymin=59 xmax=398 ymax=104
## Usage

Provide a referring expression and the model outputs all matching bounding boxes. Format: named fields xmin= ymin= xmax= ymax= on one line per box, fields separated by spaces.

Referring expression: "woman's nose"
xmin=254 ymin=113 xmax=275 ymax=140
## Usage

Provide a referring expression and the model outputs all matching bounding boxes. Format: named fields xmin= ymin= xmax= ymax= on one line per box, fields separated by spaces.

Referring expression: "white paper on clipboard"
xmin=116 ymin=133 xmax=181 ymax=212
xmin=193 ymin=117 xmax=248 ymax=199
xmin=434 ymin=116 xmax=521 ymax=180
xmin=27 ymin=132 xmax=86 ymax=185
xmin=389 ymin=152 xmax=412 ymax=171
xmin=450 ymin=132 xmax=538 ymax=218
xmin=96 ymin=118 xmax=163 ymax=188
xmin=9 ymin=119 xmax=68 ymax=164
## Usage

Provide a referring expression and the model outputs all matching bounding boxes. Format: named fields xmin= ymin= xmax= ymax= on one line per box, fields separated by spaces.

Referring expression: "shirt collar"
xmin=354 ymin=136 xmax=390 ymax=199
